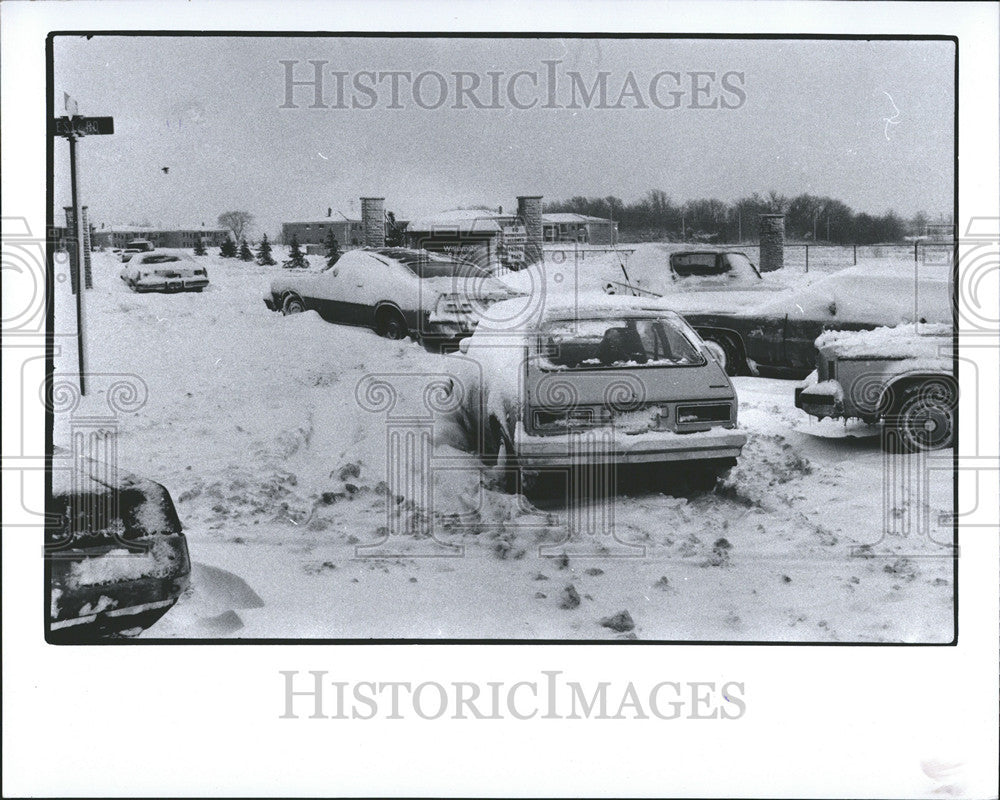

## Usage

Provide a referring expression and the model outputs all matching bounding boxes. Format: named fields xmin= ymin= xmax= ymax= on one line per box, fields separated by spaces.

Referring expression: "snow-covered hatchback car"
xmin=448 ymin=295 xmax=748 ymax=489
xmin=795 ymin=323 xmax=955 ymax=452
xmin=264 ymin=247 xmax=521 ymax=344
xmin=120 ymin=250 xmax=209 ymax=293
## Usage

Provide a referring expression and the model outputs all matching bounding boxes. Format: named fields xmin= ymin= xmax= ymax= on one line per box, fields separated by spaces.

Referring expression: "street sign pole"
xmin=67 ymin=127 xmax=87 ymax=395
xmin=55 ymin=106 xmax=113 ymax=396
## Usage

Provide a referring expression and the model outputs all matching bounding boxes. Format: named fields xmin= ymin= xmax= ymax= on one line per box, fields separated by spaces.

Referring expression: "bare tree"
xmin=217 ymin=211 xmax=254 ymax=243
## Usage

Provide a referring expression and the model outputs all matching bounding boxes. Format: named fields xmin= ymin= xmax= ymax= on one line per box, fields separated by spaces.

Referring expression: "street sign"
xmin=54 ymin=116 xmax=114 ymax=137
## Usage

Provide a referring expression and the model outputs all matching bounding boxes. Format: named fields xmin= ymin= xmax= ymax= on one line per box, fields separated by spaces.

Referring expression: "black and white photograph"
xmin=2 ymin=1 xmax=998 ymax=797
xmin=42 ymin=33 xmax=958 ymax=643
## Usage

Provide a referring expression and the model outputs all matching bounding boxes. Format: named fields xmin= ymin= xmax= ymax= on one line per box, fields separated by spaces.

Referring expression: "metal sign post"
xmin=54 ymin=100 xmax=114 ymax=396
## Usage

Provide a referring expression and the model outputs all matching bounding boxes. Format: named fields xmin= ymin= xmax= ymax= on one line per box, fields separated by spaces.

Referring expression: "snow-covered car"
xmin=47 ymin=458 xmax=192 ymax=641
xmin=120 ymin=238 xmax=155 ymax=262
xmin=679 ymin=265 xmax=951 ymax=377
xmin=264 ymin=246 xmax=522 ymax=344
xmin=795 ymin=323 xmax=955 ymax=452
xmin=447 ymin=294 xmax=748 ymax=490
xmin=604 ymin=249 xmax=763 ymax=295
xmin=120 ymin=250 xmax=209 ymax=293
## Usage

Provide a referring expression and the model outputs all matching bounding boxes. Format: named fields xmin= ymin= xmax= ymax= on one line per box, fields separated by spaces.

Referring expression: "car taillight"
xmin=532 ymin=406 xmax=612 ymax=432
xmin=437 ymin=294 xmax=474 ymax=314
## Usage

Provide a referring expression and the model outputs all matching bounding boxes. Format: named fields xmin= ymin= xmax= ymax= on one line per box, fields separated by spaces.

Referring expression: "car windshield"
xmin=375 ymin=248 xmax=493 ymax=279
xmin=539 ymin=315 xmax=705 ymax=369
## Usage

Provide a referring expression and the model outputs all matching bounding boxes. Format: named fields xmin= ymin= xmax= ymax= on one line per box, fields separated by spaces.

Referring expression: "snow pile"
xmin=815 ymin=323 xmax=951 ymax=360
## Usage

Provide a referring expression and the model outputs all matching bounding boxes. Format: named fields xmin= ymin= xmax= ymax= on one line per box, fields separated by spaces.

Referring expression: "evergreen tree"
xmin=324 ymin=228 xmax=342 ymax=267
xmin=193 ymin=237 xmax=207 ymax=256
xmin=256 ymin=233 xmax=276 ymax=266
xmin=219 ymin=238 xmax=238 ymax=258
xmin=283 ymin=234 xmax=308 ymax=269
xmin=238 ymin=238 xmax=253 ymax=261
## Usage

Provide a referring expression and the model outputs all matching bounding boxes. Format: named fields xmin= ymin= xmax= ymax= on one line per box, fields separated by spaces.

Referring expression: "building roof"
xmin=283 ymin=219 xmax=362 ymax=226
xmin=406 ymin=209 xmax=513 ymax=233
xmin=101 ymin=225 xmax=228 ymax=233
xmin=542 ymin=213 xmax=616 ymax=225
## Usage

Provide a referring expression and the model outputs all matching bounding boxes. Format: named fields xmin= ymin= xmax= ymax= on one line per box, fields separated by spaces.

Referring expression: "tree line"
xmin=544 ymin=190 xmax=941 ymax=245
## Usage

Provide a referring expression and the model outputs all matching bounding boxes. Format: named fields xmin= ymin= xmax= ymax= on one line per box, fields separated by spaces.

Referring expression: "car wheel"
xmin=699 ymin=332 xmax=741 ymax=376
xmin=376 ymin=307 xmax=408 ymax=340
xmin=282 ymin=294 xmax=305 ymax=315
xmin=885 ymin=380 xmax=955 ymax=453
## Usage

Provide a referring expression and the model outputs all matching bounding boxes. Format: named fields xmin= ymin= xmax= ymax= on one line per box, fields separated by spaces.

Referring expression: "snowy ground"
xmin=50 ymin=249 xmax=955 ymax=641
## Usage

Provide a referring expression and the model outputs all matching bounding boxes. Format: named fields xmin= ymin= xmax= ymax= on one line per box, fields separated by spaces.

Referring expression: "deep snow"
xmin=49 ymin=249 xmax=955 ymax=641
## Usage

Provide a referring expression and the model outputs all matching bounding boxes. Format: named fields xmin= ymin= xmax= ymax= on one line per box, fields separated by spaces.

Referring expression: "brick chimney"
xmin=517 ymin=195 xmax=543 ymax=266
xmin=758 ymin=213 xmax=785 ymax=272
xmin=361 ymin=197 xmax=385 ymax=248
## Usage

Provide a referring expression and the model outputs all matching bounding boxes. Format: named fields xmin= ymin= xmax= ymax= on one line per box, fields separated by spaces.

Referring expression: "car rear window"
xmin=671 ymin=252 xmax=725 ymax=277
xmin=376 ymin=248 xmax=492 ymax=280
xmin=539 ymin=315 xmax=705 ymax=369
xmin=142 ymin=255 xmax=181 ymax=264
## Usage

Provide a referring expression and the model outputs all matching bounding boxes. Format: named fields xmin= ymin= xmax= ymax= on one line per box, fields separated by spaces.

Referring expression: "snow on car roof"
xmin=474 ymin=292 xmax=682 ymax=336
xmin=754 ymin=264 xmax=951 ymax=321
xmin=815 ymin=323 xmax=952 ymax=360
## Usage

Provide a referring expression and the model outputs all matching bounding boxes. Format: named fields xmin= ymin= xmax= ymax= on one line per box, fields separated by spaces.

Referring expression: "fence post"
xmin=853 ymin=244 xmax=857 ymax=265
xmin=914 ymin=241 xmax=919 ymax=264
xmin=805 ymin=245 xmax=809 ymax=272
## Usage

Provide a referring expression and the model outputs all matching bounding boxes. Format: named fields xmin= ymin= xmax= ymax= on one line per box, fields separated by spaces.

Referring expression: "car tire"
xmin=375 ymin=307 xmax=409 ymax=340
xmin=884 ymin=380 xmax=956 ymax=454
xmin=699 ymin=332 xmax=742 ymax=376
xmin=282 ymin=294 xmax=305 ymax=315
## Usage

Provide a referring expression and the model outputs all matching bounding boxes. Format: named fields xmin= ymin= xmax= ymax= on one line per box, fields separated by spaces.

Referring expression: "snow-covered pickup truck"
xmin=794 ymin=323 xmax=955 ymax=452
xmin=47 ymin=458 xmax=192 ymax=641
xmin=447 ymin=294 xmax=748 ymax=491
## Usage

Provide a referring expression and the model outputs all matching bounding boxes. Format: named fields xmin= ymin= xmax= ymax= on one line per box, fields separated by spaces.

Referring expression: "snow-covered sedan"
xmin=795 ymin=323 xmax=955 ymax=452
xmin=264 ymin=247 xmax=522 ymax=345
xmin=447 ymin=294 xmax=748 ymax=491
xmin=120 ymin=250 xmax=209 ymax=293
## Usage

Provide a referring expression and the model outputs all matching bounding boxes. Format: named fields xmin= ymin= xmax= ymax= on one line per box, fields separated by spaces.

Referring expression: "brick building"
xmin=281 ymin=218 xmax=364 ymax=248
xmin=91 ymin=226 xmax=230 ymax=250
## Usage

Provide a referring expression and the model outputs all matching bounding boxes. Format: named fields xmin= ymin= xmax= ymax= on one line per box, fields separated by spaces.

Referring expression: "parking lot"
xmin=50 ymin=249 xmax=955 ymax=641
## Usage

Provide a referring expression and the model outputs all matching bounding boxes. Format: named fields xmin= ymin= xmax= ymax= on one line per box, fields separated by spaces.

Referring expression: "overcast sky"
xmin=53 ymin=36 xmax=954 ymax=237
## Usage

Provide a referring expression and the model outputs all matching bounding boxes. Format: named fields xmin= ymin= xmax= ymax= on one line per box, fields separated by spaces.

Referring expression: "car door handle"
xmin=356 ymin=283 xmax=363 ymax=288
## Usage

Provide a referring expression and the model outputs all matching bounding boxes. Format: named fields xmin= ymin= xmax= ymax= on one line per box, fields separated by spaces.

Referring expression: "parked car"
xmin=795 ymin=323 xmax=955 ymax=452
xmin=120 ymin=250 xmax=209 ymax=293
xmin=48 ymin=457 xmax=191 ymax=641
xmin=264 ymin=247 xmax=522 ymax=345
xmin=678 ymin=265 xmax=951 ymax=377
xmin=446 ymin=294 xmax=748 ymax=491
xmin=120 ymin=238 xmax=155 ymax=262
xmin=605 ymin=249 xmax=763 ymax=295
